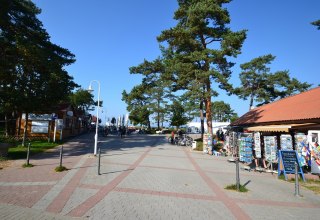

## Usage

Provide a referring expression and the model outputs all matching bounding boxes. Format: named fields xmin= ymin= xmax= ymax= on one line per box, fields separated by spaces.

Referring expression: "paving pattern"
xmin=0 ymin=133 xmax=319 ymax=220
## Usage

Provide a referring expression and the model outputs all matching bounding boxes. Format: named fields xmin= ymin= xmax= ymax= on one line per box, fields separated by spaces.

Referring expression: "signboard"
xmin=278 ymin=150 xmax=305 ymax=181
xmin=53 ymin=119 xmax=64 ymax=142
xmin=31 ymin=121 xmax=49 ymax=133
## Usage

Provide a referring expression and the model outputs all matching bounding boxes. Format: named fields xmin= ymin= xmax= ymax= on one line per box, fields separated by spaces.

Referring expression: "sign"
xmin=278 ymin=150 xmax=305 ymax=181
xmin=31 ymin=121 xmax=49 ymax=133
xmin=55 ymin=119 xmax=63 ymax=130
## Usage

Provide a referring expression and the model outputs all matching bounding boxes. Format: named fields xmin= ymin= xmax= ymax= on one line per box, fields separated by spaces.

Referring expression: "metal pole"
xmin=98 ymin=147 xmax=101 ymax=175
xmin=59 ymin=145 xmax=63 ymax=167
xmin=26 ymin=143 xmax=31 ymax=165
xmin=236 ymin=158 xmax=240 ymax=191
xmin=294 ymin=162 xmax=301 ymax=197
xmin=91 ymin=80 xmax=100 ymax=156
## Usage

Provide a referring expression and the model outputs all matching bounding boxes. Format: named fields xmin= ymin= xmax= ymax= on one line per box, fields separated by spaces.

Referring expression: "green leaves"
xmin=235 ymin=55 xmax=312 ymax=109
xmin=0 ymin=0 xmax=77 ymax=115
xmin=311 ymin=19 xmax=320 ymax=30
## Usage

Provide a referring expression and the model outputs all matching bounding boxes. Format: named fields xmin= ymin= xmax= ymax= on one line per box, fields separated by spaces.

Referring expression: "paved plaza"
xmin=0 ymin=133 xmax=319 ymax=220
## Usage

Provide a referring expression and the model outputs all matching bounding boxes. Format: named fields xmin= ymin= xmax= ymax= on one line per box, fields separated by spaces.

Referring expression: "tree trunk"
xmin=157 ymin=100 xmax=160 ymax=129
xmin=18 ymin=112 xmax=22 ymax=136
xmin=4 ymin=114 xmax=8 ymax=137
xmin=249 ymin=93 xmax=254 ymax=110
xmin=147 ymin=117 xmax=151 ymax=131
xmin=200 ymin=101 xmax=204 ymax=140
xmin=205 ymin=81 xmax=213 ymax=137
xmin=22 ymin=112 xmax=28 ymax=147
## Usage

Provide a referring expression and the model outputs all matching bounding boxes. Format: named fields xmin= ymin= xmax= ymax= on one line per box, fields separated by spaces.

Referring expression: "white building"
xmin=187 ymin=121 xmax=230 ymax=134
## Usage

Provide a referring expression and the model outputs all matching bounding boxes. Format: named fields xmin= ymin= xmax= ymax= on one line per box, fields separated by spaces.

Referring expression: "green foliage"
xmin=55 ymin=166 xmax=67 ymax=172
xmin=22 ymin=163 xmax=34 ymax=168
xmin=225 ymin=184 xmax=249 ymax=192
xmin=0 ymin=0 xmax=78 ymax=116
xmin=195 ymin=139 xmax=203 ymax=151
xmin=129 ymin=59 xmax=171 ymax=129
xmin=211 ymin=101 xmax=237 ymax=122
xmin=234 ymin=55 xmax=312 ymax=109
xmin=122 ymin=83 xmax=152 ymax=129
xmin=111 ymin=117 xmax=116 ymax=125
xmin=156 ymin=0 xmax=246 ymax=134
xmin=69 ymin=89 xmax=95 ymax=112
xmin=169 ymin=100 xmax=189 ymax=128
xmin=8 ymin=141 xmax=59 ymax=160
xmin=311 ymin=20 xmax=320 ymax=30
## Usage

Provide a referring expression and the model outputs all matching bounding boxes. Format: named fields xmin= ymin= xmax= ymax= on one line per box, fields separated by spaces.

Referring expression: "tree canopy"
xmin=234 ymin=54 xmax=312 ymax=110
xmin=311 ymin=19 xmax=320 ymax=30
xmin=0 ymin=0 xmax=78 ymax=117
xmin=127 ymin=0 xmax=246 ymax=135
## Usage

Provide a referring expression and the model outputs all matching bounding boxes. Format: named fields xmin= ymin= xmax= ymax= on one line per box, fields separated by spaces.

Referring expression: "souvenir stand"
xmin=227 ymin=131 xmax=238 ymax=162
xmin=280 ymin=134 xmax=293 ymax=150
xmin=308 ymin=130 xmax=320 ymax=174
xmin=294 ymin=133 xmax=309 ymax=169
xmin=264 ymin=136 xmax=278 ymax=172
xmin=203 ymin=133 xmax=213 ymax=154
xmin=254 ymin=132 xmax=262 ymax=159
xmin=238 ymin=133 xmax=253 ymax=164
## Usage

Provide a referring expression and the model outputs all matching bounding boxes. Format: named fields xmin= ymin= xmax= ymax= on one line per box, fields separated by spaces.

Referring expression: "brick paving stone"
xmin=85 ymin=191 xmax=235 ymax=220
xmin=61 ymin=188 xmax=98 ymax=215
xmin=1 ymin=134 xmax=320 ymax=220
xmin=240 ymin=204 xmax=320 ymax=220
xmin=117 ymin=167 xmax=214 ymax=196
xmin=0 ymin=203 xmax=82 ymax=220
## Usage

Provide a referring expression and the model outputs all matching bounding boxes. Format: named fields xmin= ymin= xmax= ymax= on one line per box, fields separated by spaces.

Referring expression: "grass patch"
xmin=278 ymin=174 xmax=320 ymax=194
xmin=0 ymin=156 xmax=7 ymax=162
xmin=225 ymin=184 xmax=249 ymax=192
xmin=22 ymin=163 xmax=34 ymax=168
xmin=55 ymin=166 xmax=68 ymax=172
xmin=194 ymin=138 xmax=203 ymax=151
xmin=7 ymin=141 xmax=60 ymax=160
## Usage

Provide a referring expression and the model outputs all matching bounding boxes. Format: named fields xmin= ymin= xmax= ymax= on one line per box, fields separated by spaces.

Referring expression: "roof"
xmin=232 ymin=86 xmax=320 ymax=126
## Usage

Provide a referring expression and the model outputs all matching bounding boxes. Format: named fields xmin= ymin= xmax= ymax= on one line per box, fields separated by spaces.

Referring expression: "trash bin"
xmin=192 ymin=141 xmax=197 ymax=149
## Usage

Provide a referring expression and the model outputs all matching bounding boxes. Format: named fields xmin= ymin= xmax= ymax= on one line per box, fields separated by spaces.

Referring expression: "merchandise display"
xmin=229 ymin=132 xmax=239 ymax=157
xmin=295 ymin=133 xmax=309 ymax=167
xmin=264 ymin=136 xmax=278 ymax=163
xmin=239 ymin=133 xmax=253 ymax=163
xmin=253 ymin=132 xmax=261 ymax=158
xmin=280 ymin=134 xmax=293 ymax=150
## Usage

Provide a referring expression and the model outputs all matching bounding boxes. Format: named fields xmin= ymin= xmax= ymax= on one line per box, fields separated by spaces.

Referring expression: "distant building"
xmin=187 ymin=121 xmax=230 ymax=134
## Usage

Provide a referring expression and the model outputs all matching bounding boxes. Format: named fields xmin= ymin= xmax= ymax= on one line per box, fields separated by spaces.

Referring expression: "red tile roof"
xmin=232 ymin=87 xmax=320 ymax=126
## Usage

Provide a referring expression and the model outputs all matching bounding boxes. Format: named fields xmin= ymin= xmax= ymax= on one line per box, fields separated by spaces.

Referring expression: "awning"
xmin=247 ymin=123 xmax=319 ymax=132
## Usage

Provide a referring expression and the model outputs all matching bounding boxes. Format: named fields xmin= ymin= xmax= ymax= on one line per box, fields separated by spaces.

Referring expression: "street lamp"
xmin=88 ymin=80 xmax=100 ymax=156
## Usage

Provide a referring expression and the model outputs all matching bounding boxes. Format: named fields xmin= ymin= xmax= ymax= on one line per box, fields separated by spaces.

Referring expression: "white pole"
xmin=94 ymin=81 xmax=100 ymax=156
xmin=53 ymin=121 xmax=57 ymax=142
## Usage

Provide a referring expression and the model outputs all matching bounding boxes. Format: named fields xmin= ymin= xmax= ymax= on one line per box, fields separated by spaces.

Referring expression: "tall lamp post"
xmin=88 ymin=80 xmax=100 ymax=156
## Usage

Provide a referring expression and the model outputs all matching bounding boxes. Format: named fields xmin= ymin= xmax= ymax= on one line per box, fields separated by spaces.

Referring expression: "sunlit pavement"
xmin=0 ymin=133 xmax=319 ymax=220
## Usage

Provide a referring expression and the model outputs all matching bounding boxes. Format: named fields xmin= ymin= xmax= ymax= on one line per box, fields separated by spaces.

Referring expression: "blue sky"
xmin=33 ymin=0 xmax=320 ymax=124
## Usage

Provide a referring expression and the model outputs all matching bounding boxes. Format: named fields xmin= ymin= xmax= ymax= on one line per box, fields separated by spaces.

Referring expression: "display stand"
xmin=228 ymin=132 xmax=238 ymax=163
xmin=280 ymin=134 xmax=293 ymax=150
xmin=239 ymin=133 xmax=253 ymax=163
xmin=264 ymin=136 xmax=278 ymax=173
xmin=278 ymin=150 xmax=305 ymax=181
xmin=203 ymin=133 xmax=212 ymax=154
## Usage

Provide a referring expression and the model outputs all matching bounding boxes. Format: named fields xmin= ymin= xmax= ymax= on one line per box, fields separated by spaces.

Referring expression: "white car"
xmin=156 ymin=130 xmax=163 ymax=134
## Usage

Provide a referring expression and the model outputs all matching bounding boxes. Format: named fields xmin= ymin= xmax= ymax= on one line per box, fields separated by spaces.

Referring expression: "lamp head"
xmin=87 ymin=84 xmax=94 ymax=93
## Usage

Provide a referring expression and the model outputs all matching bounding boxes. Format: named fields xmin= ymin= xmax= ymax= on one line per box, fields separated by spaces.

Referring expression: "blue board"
xmin=278 ymin=150 xmax=305 ymax=182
